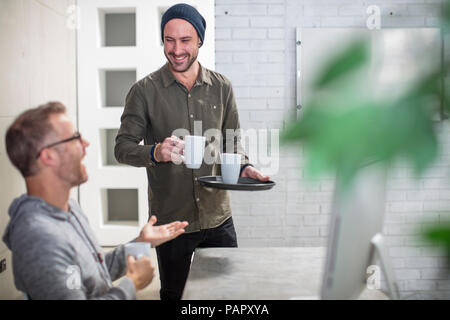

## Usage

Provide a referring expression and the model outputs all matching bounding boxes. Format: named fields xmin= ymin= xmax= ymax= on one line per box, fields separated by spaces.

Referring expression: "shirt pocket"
xmin=198 ymin=99 xmax=224 ymax=131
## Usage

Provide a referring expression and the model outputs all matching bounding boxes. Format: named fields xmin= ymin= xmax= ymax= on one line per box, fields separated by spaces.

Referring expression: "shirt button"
xmin=190 ymin=114 xmax=194 ymax=118
xmin=188 ymin=94 xmax=191 ymax=98
xmin=194 ymin=177 xmax=198 ymax=181
xmin=196 ymin=198 xmax=200 ymax=202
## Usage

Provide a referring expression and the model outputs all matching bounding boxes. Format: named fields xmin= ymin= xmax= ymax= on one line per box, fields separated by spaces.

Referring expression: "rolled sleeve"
xmin=115 ymin=84 xmax=157 ymax=168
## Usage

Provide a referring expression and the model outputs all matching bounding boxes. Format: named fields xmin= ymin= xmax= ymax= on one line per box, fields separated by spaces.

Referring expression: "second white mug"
xmin=221 ymin=153 xmax=242 ymax=184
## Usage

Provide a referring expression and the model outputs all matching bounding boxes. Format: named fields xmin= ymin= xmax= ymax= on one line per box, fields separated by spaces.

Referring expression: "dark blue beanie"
xmin=161 ymin=3 xmax=206 ymax=45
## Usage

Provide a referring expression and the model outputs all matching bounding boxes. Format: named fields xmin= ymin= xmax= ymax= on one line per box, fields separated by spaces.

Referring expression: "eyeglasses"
xmin=35 ymin=132 xmax=83 ymax=159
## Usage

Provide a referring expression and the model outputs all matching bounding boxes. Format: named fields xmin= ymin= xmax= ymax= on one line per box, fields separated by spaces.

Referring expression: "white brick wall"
xmin=215 ymin=0 xmax=449 ymax=299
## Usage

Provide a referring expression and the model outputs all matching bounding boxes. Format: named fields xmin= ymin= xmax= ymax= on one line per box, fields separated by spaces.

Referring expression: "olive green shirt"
xmin=114 ymin=63 xmax=248 ymax=233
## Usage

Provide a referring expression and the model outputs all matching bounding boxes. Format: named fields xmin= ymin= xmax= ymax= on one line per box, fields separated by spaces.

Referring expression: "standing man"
xmin=115 ymin=3 xmax=269 ymax=300
xmin=3 ymin=102 xmax=188 ymax=299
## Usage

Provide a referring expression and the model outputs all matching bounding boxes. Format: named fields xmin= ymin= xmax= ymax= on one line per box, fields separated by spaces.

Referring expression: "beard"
xmin=72 ymin=161 xmax=88 ymax=187
xmin=56 ymin=150 xmax=88 ymax=187
xmin=165 ymin=49 xmax=199 ymax=73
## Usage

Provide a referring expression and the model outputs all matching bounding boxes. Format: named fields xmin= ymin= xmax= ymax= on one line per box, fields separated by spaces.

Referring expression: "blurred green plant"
xmin=283 ymin=38 xmax=447 ymax=188
xmin=423 ymin=0 xmax=450 ymax=260
xmin=424 ymin=222 xmax=450 ymax=263
xmin=282 ymin=0 xmax=450 ymax=259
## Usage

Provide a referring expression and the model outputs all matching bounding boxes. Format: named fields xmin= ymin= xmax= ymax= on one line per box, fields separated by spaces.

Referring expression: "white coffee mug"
xmin=221 ymin=153 xmax=242 ymax=184
xmin=124 ymin=242 xmax=151 ymax=263
xmin=182 ymin=135 xmax=206 ymax=169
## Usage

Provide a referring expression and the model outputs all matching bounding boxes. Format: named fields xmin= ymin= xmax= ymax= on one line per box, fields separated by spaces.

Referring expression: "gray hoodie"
xmin=3 ymin=194 xmax=136 ymax=300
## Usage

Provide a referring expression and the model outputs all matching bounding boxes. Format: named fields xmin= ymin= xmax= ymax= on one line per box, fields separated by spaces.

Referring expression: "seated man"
xmin=2 ymin=101 xmax=188 ymax=299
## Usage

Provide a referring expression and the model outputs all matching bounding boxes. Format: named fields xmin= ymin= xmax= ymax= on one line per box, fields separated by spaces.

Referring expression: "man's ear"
xmin=39 ymin=149 xmax=58 ymax=167
xmin=198 ymin=41 xmax=202 ymax=48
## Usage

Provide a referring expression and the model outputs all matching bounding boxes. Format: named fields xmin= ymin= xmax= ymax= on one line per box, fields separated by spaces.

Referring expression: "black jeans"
xmin=155 ymin=217 xmax=238 ymax=300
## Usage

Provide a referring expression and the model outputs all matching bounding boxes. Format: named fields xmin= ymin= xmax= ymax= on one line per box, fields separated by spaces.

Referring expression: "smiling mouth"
xmin=172 ymin=55 xmax=187 ymax=62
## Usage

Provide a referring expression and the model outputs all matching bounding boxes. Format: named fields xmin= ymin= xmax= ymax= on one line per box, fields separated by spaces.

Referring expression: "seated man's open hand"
xmin=136 ymin=216 xmax=188 ymax=247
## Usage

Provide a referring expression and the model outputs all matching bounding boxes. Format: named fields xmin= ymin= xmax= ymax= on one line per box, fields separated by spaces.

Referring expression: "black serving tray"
xmin=198 ymin=176 xmax=275 ymax=191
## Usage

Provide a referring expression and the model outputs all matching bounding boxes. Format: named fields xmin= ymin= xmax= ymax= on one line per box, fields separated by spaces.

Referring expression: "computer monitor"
xmin=320 ymin=162 xmax=399 ymax=299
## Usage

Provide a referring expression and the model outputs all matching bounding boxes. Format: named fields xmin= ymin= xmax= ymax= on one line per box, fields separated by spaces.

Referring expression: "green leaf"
xmin=424 ymin=223 xmax=450 ymax=256
xmin=313 ymin=38 xmax=370 ymax=89
xmin=424 ymin=222 xmax=450 ymax=264
xmin=424 ymin=226 xmax=450 ymax=244
xmin=443 ymin=0 xmax=450 ymax=25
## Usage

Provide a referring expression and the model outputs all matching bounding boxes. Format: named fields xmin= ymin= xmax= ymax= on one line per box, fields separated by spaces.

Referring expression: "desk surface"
xmin=182 ymin=247 xmax=388 ymax=300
